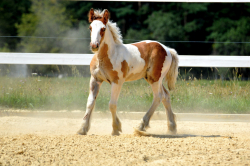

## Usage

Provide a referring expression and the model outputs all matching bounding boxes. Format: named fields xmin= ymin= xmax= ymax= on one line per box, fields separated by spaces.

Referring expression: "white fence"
xmin=0 ymin=52 xmax=250 ymax=67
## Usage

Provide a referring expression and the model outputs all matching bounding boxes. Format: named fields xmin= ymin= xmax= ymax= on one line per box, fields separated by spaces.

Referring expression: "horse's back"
xmin=129 ymin=41 xmax=173 ymax=84
xmin=90 ymin=40 xmax=175 ymax=84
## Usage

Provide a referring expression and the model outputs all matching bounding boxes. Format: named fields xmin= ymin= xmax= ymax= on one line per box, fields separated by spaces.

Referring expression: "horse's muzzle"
xmin=90 ymin=42 xmax=99 ymax=49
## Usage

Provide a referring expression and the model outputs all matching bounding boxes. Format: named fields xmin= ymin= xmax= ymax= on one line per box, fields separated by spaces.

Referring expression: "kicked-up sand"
xmin=0 ymin=111 xmax=249 ymax=165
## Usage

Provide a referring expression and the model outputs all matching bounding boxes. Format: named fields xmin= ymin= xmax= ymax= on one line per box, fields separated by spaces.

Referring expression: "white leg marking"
xmin=109 ymin=82 xmax=123 ymax=136
xmin=77 ymin=76 xmax=102 ymax=135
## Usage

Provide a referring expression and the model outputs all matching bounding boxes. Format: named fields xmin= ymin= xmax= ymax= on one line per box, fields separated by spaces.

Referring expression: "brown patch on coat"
xmin=90 ymin=54 xmax=98 ymax=74
xmin=99 ymin=28 xmax=105 ymax=47
xmin=149 ymin=42 xmax=168 ymax=83
xmin=100 ymin=27 xmax=106 ymax=37
xmin=98 ymin=43 xmax=119 ymax=84
xmin=121 ymin=60 xmax=129 ymax=78
xmin=132 ymin=42 xmax=168 ymax=84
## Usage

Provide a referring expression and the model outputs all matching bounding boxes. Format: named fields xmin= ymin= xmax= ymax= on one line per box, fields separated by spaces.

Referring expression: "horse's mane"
xmin=107 ymin=21 xmax=123 ymax=45
xmin=94 ymin=9 xmax=123 ymax=45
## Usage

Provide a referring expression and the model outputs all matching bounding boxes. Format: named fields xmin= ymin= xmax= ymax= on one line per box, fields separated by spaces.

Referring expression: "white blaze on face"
xmin=90 ymin=20 xmax=106 ymax=46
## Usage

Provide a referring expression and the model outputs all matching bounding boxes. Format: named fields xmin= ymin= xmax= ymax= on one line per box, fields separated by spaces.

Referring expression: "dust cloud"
xmin=0 ymin=111 xmax=249 ymax=136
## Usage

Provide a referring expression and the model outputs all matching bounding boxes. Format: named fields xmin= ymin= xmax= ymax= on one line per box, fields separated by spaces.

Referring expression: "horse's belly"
xmin=125 ymin=64 xmax=147 ymax=82
xmin=125 ymin=72 xmax=145 ymax=82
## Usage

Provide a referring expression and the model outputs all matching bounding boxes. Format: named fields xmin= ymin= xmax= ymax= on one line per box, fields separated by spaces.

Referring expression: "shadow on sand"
xmin=133 ymin=128 xmax=223 ymax=138
xmin=146 ymin=134 xmax=222 ymax=139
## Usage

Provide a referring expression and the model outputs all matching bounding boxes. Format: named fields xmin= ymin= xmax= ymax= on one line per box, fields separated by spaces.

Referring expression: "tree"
xmin=124 ymin=3 xmax=210 ymax=55
xmin=207 ymin=17 xmax=250 ymax=56
xmin=0 ymin=0 xmax=31 ymax=51
xmin=16 ymin=0 xmax=73 ymax=53
xmin=15 ymin=0 xmax=91 ymax=76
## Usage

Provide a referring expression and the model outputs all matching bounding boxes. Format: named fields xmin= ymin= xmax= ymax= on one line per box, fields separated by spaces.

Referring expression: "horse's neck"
xmin=98 ymin=27 xmax=116 ymax=58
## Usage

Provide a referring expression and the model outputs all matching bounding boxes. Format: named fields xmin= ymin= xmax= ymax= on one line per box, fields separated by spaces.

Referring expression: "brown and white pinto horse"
xmin=77 ymin=8 xmax=179 ymax=136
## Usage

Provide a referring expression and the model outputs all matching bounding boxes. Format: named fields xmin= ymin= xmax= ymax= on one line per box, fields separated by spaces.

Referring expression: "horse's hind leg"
xmin=109 ymin=82 xmax=123 ymax=136
xmin=77 ymin=76 xmax=102 ymax=135
xmin=137 ymin=81 xmax=163 ymax=131
xmin=162 ymin=85 xmax=177 ymax=134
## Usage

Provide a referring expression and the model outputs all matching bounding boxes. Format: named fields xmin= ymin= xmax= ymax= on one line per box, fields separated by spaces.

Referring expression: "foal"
xmin=77 ymin=8 xmax=179 ymax=136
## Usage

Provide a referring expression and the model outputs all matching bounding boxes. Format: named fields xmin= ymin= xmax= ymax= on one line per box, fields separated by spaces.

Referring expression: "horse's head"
xmin=88 ymin=8 xmax=110 ymax=52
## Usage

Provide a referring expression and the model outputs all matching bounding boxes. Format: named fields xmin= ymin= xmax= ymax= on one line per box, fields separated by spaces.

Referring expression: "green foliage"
xmin=123 ymin=3 xmax=210 ymax=54
xmin=113 ymin=4 xmax=135 ymax=18
xmin=16 ymin=0 xmax=72 ymax=53
xmin=146 ymin=11 xmax=184 ymax=41
xmin=0 ymin=43 xmax=10 ymax=52
xmin=0 ymin=0 xmax=31 ymax=50
xmin=125 ymin=29 xmax=150 ymax=42
xmin=2 ymin=1 xmax=250 ymax=56
xmin=207 ymin=17 xmax=250 ymax=55
xmin=180 ymin=3 xmax=208 ymax=14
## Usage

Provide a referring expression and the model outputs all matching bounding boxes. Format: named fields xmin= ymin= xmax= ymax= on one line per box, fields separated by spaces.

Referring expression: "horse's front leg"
xmin=109 ymin=82 xmax=123 ymax=136
xmin=77 ymin=76 xmax=102 ymax=135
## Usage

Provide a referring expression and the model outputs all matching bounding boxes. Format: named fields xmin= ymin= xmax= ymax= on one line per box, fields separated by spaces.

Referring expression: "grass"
xmin=0 ymin=76 xmax=250 ymax=114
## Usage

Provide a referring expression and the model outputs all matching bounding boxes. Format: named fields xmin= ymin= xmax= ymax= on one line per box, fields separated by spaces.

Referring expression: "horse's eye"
xmin=102 ymin=28 xmax=106 ymax=32
xmin=89 ymin=26 xmax=92 ymax=31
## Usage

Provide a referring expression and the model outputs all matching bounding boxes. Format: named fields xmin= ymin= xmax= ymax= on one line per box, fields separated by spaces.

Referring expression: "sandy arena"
xmin=0 ymin=111 xmax=249 ymax=165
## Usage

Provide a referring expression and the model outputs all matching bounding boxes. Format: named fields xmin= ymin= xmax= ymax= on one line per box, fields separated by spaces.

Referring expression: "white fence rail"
xmin=0 ymin=52 xmax=250 ymax=67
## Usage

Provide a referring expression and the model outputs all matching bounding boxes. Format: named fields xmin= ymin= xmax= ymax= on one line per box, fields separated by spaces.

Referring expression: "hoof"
xmin=111 ymin=130 xmax=120 ymax=136
xmin=77 ymin=120 xmax=90 ymax=135
xmin=137 ymin=120 xmax=149 ymax=132
xmin=77 ymin=127 xmax=88 ymax=135
xmin=168 ymin=129 xmax=177 ymax=135
xmin=115 ymin=118 xmax=122 ymax=133
xmin=133 ymin=128 xmax=150 ymax=136
xmin=77 ymin=129 xmax=87 ymax=135
xmin=112 ymin=118 xmax=122 ymax=135
xmin=168 ymin=123 xmax=177 ymax=134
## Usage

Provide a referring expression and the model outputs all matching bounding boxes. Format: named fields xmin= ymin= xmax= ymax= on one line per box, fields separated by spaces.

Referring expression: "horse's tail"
xmin=166 ymin=49 xmax=179 ymax=90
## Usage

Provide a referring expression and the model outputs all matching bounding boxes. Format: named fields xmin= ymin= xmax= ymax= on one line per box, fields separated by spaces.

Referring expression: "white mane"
xmin=93 ymin=9 xmax=105 ymax=18
xmin=106 ymin=21 xmax=123 ymax=45
xmin=94 ymin=9 xmax=123 ymax=45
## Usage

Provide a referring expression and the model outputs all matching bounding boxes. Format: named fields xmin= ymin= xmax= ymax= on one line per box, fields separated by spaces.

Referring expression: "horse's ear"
xmin=88 ymin=8 xmax=95 ymax=23
xmin=102 ymin=9 xmax=110 ymax=25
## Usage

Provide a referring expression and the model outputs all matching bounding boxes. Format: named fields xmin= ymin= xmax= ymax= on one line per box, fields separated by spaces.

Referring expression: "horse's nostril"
xmin=90 ymin=42 xmax=100 ymax=49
